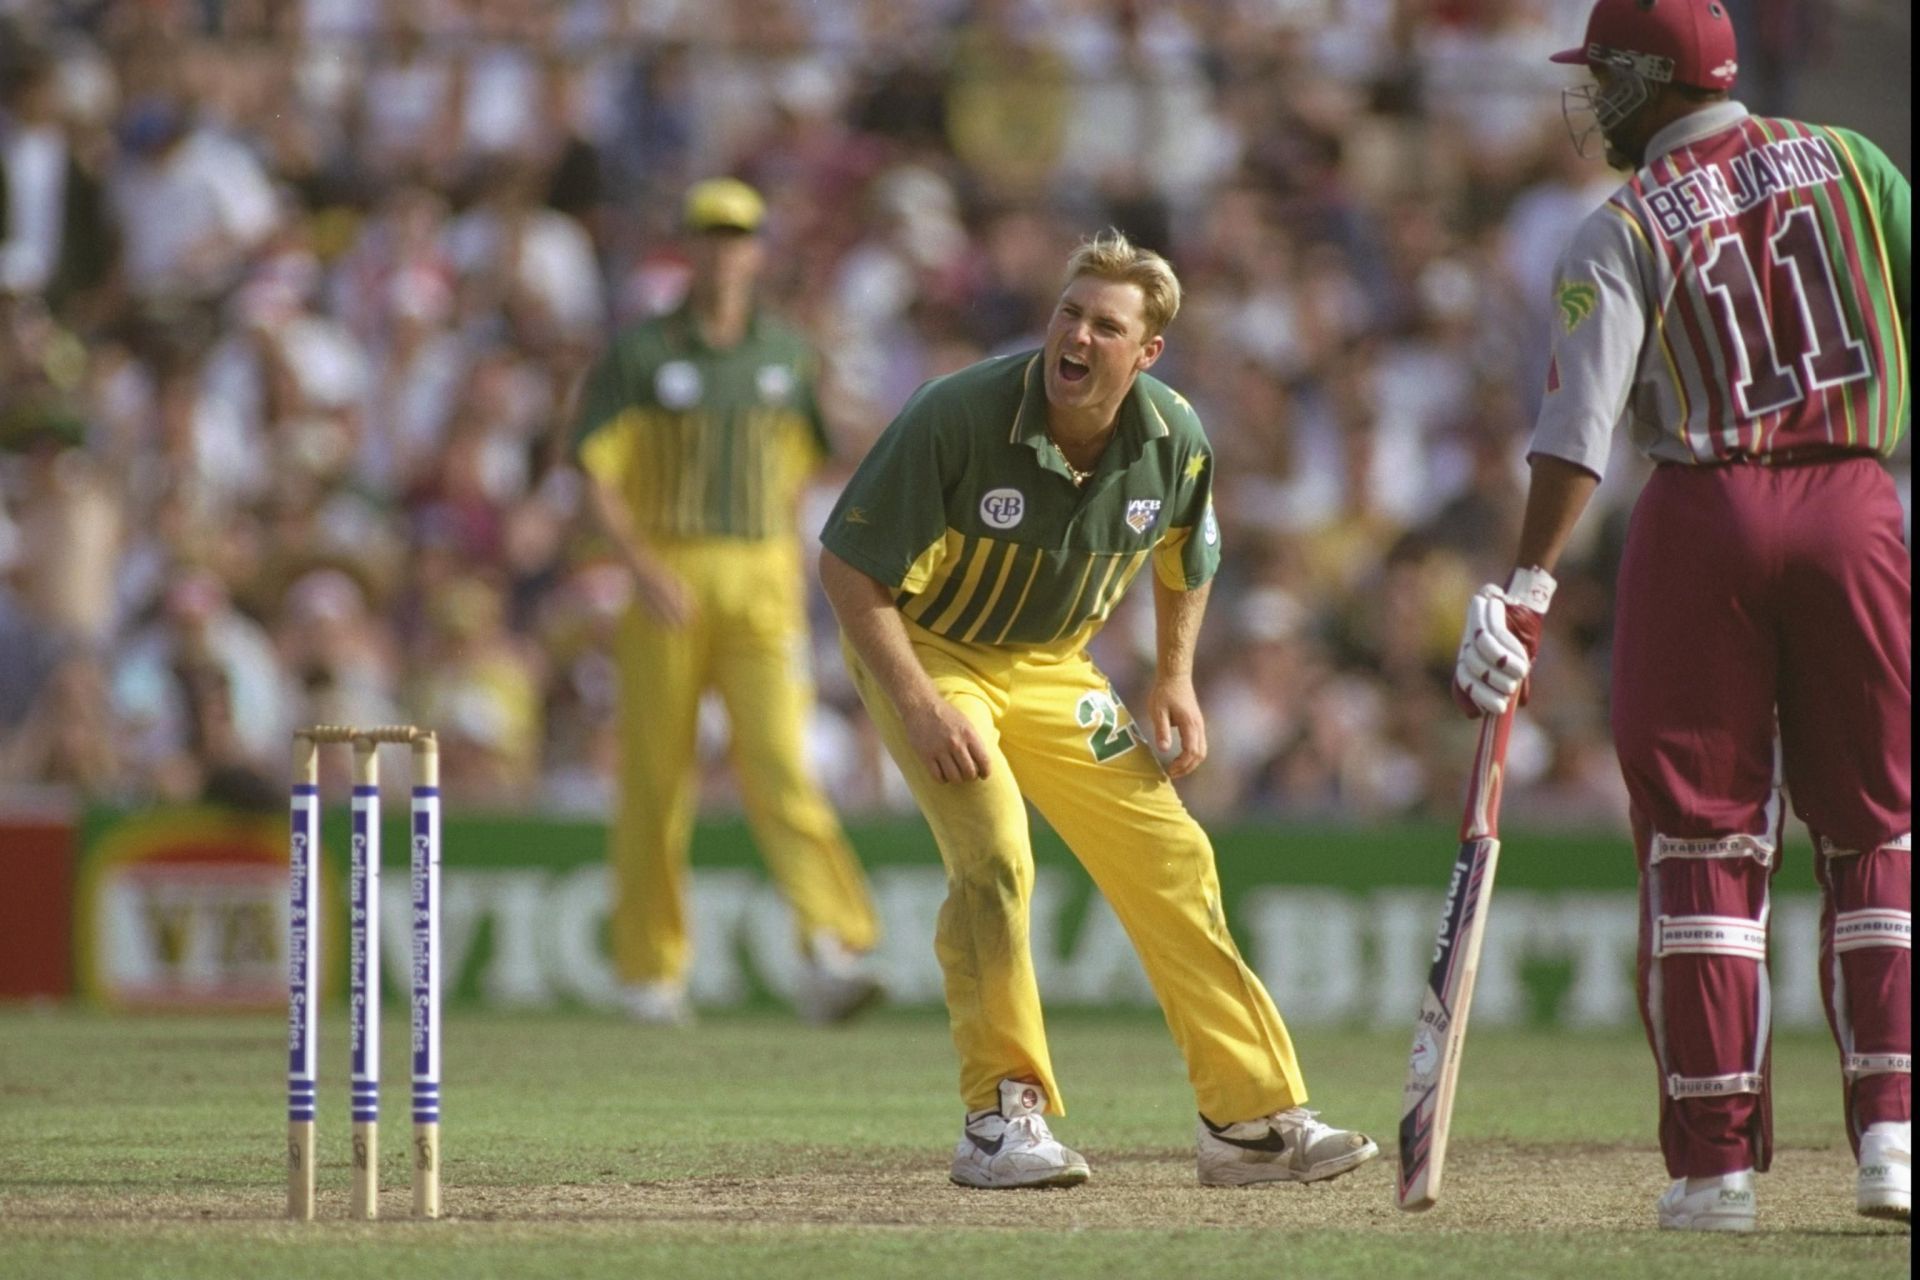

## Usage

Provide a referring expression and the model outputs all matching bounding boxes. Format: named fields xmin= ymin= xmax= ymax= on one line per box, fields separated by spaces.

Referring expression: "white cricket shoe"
xmin=1196 ymin=1107 xmax=1380 ymax=1187
xmin=794 ymin=931 xmax=884 ymax=1026
xmin=950 ymin=1080 xmax=1090 ymax=1190
xmin=1656 ymin=1170 xmax=1756 ymax=1232
xmin=620 ymin=980 xmax=693 ymax=1027
xmin=1857 ymin=1120 xmax=1911 ymax=1223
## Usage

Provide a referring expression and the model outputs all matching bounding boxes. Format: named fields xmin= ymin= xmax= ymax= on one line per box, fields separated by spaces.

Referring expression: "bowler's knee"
xmin=944 ymin=849 xmax=1032 ymax=907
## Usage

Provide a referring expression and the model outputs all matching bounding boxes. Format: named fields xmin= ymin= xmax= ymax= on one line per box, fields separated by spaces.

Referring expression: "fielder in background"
xmin=820 ymin=230 xmax=1378 ymax=1190
xmin=1454 ymin=0 xmax=1910 ymax=1231
xmin=572 ymin=178 xmax=881 ymax=1026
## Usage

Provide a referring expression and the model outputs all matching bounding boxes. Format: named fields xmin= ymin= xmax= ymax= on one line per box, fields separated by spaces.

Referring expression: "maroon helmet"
xmin=1552 ymin=0 xmax=1739 ymax=90
xmin=1553 ymin=0 xmax=1738 ymax=160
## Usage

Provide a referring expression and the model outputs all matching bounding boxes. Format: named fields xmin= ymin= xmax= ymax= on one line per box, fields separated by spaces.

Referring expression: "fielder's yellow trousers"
xmin=845 ymin=622 xmax=1307 ymax=1124
xmin=612 ymin=538 xmax=877 ymax=985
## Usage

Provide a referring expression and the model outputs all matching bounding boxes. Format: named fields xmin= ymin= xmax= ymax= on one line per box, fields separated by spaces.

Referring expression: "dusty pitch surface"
xmin=2 ymin=1143 xmax=1893 ymax=1236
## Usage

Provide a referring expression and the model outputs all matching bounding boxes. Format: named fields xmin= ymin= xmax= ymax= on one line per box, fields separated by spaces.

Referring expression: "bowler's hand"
xmin=632 ymin=561 xmax=695 ymax=629
xmin=903 ymin=698 xmax=993 ymax=784
xmin=1148 ymin=676 xmax=1207 ymax=779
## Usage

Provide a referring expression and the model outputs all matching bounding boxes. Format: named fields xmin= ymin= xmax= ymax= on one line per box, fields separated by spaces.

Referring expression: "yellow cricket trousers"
xmin=845 ymin=623 xmax=1307 ymax=1124
xmin=611 ymin=538 xmax=878 ymax=985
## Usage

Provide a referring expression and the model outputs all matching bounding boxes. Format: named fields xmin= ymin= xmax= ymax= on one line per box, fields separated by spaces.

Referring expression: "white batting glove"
xmin=1453 ymin=568 xmax=1555 ymax=718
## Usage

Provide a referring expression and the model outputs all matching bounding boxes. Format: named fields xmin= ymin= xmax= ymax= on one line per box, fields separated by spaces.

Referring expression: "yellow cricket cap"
xmin=683 ymin=178 xmax=766 ymax=233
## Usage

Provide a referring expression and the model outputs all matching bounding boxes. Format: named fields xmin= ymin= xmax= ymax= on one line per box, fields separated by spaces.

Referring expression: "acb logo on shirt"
xmin=1124 ymin=499 xmax=1162 ymax=534
xmin=980 ymin=488 xmax=1025 ymax=530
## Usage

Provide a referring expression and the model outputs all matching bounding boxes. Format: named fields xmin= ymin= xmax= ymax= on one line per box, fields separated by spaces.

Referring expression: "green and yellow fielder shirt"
xmin=822 ymin=352 xmax=1221 ymax=653
xmin=573 ymin=307 xmax=832 ymax=540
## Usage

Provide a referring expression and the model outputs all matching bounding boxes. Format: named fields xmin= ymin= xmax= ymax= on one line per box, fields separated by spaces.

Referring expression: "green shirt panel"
xmin=1830 ymin=127 xmax=1910 ymax=328
xmin=821 ymin=352 xmax=1219 ymax=650
xmin=572 ymin=307 xmax=830 ymax=540
xmin=1829 ymin=126 xmax=1910 ymax=440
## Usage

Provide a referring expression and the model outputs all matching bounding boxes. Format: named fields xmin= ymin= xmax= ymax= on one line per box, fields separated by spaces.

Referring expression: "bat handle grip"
xmin=1459 ymin=706 xmax=1515 ymax=844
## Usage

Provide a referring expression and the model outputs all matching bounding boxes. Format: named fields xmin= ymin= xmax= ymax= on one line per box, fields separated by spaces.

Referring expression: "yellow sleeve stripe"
xmin=900 ymin=529 xmax=963 ymax=612
xmin=1152 ymin=526 xmax=1194 ymax=590
xmin=577 ymin=409 xmax=645 ymax=484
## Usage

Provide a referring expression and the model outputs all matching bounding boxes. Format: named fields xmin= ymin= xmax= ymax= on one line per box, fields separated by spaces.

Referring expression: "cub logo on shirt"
xmin=1125 ymin=499 xmax=1162 ymax=534
xmin=980 ymin=488 xmax=1025 ymax=530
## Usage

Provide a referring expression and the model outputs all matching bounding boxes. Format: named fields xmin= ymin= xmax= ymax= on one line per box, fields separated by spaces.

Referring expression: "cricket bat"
xmin=1397 ymin=705 xmax=1515 ymax=1212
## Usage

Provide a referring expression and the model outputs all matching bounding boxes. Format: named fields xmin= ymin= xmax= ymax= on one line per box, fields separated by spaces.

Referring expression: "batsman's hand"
xmin=1148 ymin=675 xmax=1208 ymax=779
xmin=1453 ymin=568 xmax=1554 ymax=718
xmin=903 ymin=697 xmax=994 ymax=784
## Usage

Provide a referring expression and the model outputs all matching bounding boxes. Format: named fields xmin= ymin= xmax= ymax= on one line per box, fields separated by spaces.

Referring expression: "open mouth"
xmin=1058 ymin=353 xmax=1090 ymax=384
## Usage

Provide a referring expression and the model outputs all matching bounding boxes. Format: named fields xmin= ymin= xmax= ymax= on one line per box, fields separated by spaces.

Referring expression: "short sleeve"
xmin=571 ymin=343 xmax=635 ymax=483
xmin=797 ymin=350 xmax=834 ymax=461
xmin=1152 ymin=441 xmax=1221 ymax=591
xmin=571 ymin=344 xmax=632 ymax=444
xmin=1527 ymin=206 xmax=1649 ymax=478
xmin=819 ymin=384 xmax=957 ymax=593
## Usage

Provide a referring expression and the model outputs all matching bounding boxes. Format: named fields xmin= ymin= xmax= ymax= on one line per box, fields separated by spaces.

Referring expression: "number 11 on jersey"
xmin=1397 ymin=706 xmax=1515 ymax=1212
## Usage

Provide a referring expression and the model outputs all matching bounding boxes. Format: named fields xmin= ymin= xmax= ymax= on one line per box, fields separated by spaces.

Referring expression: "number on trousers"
xmin=1074 ymin=690 xmax=1139 ymax=764
xmin=1700 ymin=205 xmax=1872 ymax=417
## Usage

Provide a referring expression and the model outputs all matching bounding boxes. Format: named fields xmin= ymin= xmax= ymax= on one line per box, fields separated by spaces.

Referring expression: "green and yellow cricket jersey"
xmin=572 ymin=306 xmax=832 ymax=540
xmin=822 ymin=352 xmax=1220 ymax=652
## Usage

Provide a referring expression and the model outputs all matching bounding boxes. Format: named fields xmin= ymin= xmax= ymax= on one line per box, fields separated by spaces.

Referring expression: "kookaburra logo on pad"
xmin=1124 ymin=499 xmax=1162 ymax=534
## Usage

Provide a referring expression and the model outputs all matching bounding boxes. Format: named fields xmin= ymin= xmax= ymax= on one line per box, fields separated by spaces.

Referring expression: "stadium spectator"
xmin=107 ymin=86 xmax=280 ymax=309
xmin=109 ymin=566 xmax=291 ymax=800
xmin=0 ymin=42 xmax=119 ymax=316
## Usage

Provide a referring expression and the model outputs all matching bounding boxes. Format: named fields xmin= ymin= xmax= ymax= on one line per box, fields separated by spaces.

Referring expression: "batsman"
xmin=1455 ymin=0 xmax=1910 ymax=1231
xmin=820 ymin=230 xmax=1378 ymax=1190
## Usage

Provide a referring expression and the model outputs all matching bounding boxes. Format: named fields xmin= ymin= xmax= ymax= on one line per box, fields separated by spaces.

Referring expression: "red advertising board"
xmin=0 ymin=800 xmax=77 ymax=999
xmin=76 ymin=807 xmax=324 ymax=1010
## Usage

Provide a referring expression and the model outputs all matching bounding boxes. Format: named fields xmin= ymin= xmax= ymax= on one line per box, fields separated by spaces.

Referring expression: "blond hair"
xmin=1061 ymin=229 xmax=1182 ymax=338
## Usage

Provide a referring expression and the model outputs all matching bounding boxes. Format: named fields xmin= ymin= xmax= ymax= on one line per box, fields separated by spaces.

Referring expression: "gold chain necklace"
xmin=1050 ymin=440 xmax=1093 ymax=488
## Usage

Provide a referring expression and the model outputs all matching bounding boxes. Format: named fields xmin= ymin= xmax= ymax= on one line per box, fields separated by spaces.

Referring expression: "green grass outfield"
xmin=0 ymin=1008 xmax=1906 ymax=1279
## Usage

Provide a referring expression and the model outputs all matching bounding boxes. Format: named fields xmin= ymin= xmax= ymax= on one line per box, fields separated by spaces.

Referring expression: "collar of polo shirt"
xmin=664 ymin=300 xmax=767 ymax=353
xmin=1006 ymin=353 xmax=1172 ymax=484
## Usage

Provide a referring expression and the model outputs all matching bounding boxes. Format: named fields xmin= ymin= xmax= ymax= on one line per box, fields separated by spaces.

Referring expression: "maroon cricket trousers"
xmin=1611 ymin=456 xmax=1911 ymax=1178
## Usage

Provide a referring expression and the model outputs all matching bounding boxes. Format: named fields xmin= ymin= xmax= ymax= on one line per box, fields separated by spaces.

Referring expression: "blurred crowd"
xmin=0 ymin=0 xmax=1898 ymax=828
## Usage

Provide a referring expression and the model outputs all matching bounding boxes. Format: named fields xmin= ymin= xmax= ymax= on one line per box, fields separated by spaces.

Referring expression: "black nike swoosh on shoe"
xmin=968 ymin=1132 xmax=1004 ymax=1156
xmin=1200 ymin=1116 xmax=1291 ymax=1154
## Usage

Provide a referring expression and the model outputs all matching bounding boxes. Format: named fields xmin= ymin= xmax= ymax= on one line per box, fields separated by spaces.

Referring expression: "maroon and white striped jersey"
xmin=1531 ymin=101 xmax=1911 ymax=475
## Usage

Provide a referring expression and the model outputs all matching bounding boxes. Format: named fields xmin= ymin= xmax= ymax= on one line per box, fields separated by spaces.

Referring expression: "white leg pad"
xmin=1819 ymin=832 xmax=1913 ymax=859
xmin=1652 ymin=833 xmax=1776 ymax=867
xmin=1845 ymin=1053 xmax=1913 ymax=1080
xmin=1655 ymin=915 xmax=1769 ymax=960
xmin=1833 ymin=909 xmax=1911 ymax=953
xmin=1667 ymin=1072 xmax=1766 ymax=1099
